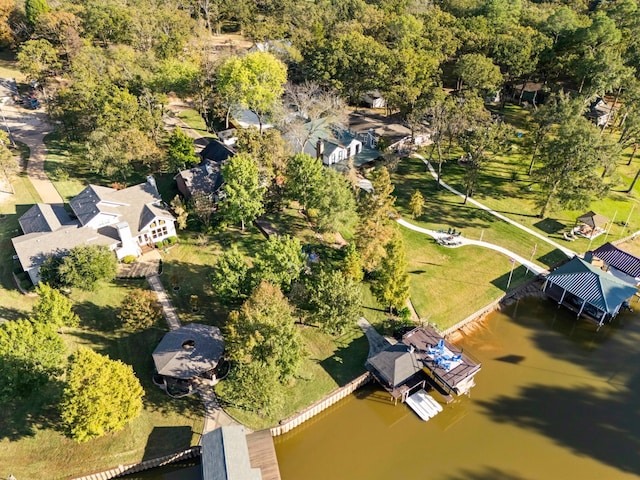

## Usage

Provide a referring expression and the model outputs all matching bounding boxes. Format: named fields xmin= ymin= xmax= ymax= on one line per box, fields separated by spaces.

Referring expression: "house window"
xmin=159 ymin=219 xmax=165 ymax=225
xmin=151 ymin=226 xmax=168 ymax=239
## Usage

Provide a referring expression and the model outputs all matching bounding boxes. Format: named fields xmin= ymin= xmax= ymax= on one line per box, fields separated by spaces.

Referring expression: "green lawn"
xmin=218 ymin=324 xmax=368 ymax=430
xmin=177 ymin=109 xmax=209 ymax=136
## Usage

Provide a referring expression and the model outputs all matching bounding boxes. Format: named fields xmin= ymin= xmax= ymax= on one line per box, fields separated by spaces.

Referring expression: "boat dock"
xmin=406 ymin=389 xmax=443 ymax=421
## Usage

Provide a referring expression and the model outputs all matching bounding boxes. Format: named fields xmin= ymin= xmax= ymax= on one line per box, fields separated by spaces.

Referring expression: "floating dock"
xmin=406 ymin=389 xmax=442 ymax=421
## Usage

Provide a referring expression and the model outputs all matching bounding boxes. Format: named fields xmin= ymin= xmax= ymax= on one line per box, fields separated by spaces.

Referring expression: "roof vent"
xmin=182 ymin=339 xmax=195 ymax=350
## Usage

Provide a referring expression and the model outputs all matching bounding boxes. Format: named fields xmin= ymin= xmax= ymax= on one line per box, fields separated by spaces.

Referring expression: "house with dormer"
xmin=11 ymin=176 xmax=176 ymax=285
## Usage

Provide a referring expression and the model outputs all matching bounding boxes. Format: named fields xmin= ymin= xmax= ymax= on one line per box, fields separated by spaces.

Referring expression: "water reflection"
xmin=275 ymin=297 xmax=640 ymax=479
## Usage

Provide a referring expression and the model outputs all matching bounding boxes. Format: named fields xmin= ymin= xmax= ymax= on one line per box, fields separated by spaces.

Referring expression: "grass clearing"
xmin=219 ymin=324 xmax=368 ymax=430
xmin=177 ymin=109 xmax=209 ymax=136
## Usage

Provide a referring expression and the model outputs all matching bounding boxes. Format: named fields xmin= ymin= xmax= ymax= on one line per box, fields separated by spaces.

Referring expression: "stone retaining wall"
xmin=72 ymin=446 xmax=200 ymax=480
xmin=270 ymin=372 xmax=372 ymax=437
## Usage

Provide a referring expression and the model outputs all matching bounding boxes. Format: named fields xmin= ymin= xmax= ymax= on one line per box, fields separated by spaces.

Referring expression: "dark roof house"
xmin=175 ymin=161 xmax=225 ymax=200
xmin=200 ymin=139 xmax=235 ymax=163
xmin=152 ymin=323 xmax=225 ymax=380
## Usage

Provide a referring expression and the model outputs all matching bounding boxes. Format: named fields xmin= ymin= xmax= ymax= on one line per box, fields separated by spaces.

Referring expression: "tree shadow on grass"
xmin=318 ymin=333 xmax=368 ymax=386
xmin=141 ymin=426 xmax=196 ymax=461
xmin=446 ymin=467 xmax=530 ymax=480
xmin=0 ymin=305 xmax=28 ymax=321
xmin=74 ymin=300 xmax=121 ymax=332
xmin=0 ymin=379 xmax=64 ymax=441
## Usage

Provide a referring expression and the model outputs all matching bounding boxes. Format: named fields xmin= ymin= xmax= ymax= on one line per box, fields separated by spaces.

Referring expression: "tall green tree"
xmin=0 ymin=319 xmax=66 ymax=398
xmin=211 ymin=247 xmax=250 ymax=306
xmin=16 ymin=38 xmax=60 ymax=86
xmin=535 ymin=117 xmax=610 ymax=218
xmin=455 ymin=53 xmax=503 ymax=95
xmin=409 ymin=190 xmax=425 ymax=219
xmin=355 ymin=167 xmax=396 ymax=272
xmin=371 ymin=232 xmax=410 ymax=313
xmin=309 ymin=270 xmax=361 ymax=335
xmin=31 ymin=283 xmax=79 ymax=329
xmin=221 ymin=152 xmax=264 ymax=231
xmin=312 ymin=169 xmax=358 ymax=234
xmin=252 ymin=235 xmax=305 ymax=292
xmin=50 ymin=245 xmax=117 ymax=291
xmin=342 ymin=243 xmax=364 ymax=283
xmin=61 ymin=347 xmax=144 ymax=442
xmin=225 ymin=281 xmax=304 ymax=384
xmin=285 ymin=153 xmax=324 ymax=212
xmin=216 ymin=51 xmax=287 ymax=132
xmin=166 ymin=126 xmax=199 ymax=172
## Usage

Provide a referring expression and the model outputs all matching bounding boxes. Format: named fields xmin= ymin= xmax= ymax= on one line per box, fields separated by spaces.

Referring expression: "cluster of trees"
xmin=0 ymin=283 xmax=144 ymax=442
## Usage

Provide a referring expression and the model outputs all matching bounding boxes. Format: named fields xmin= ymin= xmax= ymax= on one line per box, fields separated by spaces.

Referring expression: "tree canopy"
xmin=41 ymin=245 xmax=117 ymax=291
xmin=61 ymin=347 xmax=144 ymax=442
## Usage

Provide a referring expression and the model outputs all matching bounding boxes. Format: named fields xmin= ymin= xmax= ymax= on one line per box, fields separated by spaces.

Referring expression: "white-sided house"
xmin=303 ymin=138 xmax=363 ymax=166
xmin=12 ymin=176 xmax=176 ymax=285
xmin=362 ymin=90 xmax=386 ymax=109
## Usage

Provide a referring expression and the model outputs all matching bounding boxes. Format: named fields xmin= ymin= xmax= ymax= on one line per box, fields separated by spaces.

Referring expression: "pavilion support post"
xmin=542 ymin=279 xmax=549 ymax=291
xmin=558 ymin=287 xmax=567 ymax=306
xmin=577 ymin=299 xmax=587 ymax=317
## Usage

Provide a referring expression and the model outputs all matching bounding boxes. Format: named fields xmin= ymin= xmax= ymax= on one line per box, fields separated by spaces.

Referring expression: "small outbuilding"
xmin=152 ymin=323 xmax=225 ymax=396
xmin=589 ymin=242 xmax=640 ymax=285
xmin=574 ymin=211 xmax=609 ymax=238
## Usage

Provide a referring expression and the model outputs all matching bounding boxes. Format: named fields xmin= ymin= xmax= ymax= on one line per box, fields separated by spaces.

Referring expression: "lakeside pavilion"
xmin=366 ymin=326 xmax=482 ymax=403
xmin=542 ymin=256 xmax=638 ymax=330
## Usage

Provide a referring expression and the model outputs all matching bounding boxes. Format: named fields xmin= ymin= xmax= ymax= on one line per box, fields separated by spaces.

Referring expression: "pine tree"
xmin=371 ymin=232 xmax=410 ymax=313
xmin=409 ymin=190 xmax=425 ymax=219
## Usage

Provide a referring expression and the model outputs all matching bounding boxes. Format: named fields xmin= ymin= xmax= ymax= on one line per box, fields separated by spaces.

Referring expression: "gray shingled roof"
xmin=366 ymin=343 xmax=421 ymax=388
xmin=201 ymin=426 xmax=262 ymax=480
xmin=11 ymin=222 xmax=115 ymax=273
xmin=18 ymin=204 xmax=73 ymax=234
xmin=591 ymin=243 xmax=640 ymax=279
xmin=200 ymin=139 xmax=235 ymax=163
xmin=152 ymin=323 xmax=225 ymax=380
xmin=69 ymin=181 xmax=174 ymax=234
xmin=175 ymin=161 xmax=224 ymax=198
xmin=546 ymin=256 xmax=637 ymax=314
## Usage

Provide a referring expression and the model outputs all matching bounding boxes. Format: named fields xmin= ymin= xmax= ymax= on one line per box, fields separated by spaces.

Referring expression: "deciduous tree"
xmin=309 ymin=270 xmax=361 ymax=335
xmin=252 ymin=235 xmax=305 ymax=292
xmin=211 ymin=247 xmax=250 ymax=306
xmin=0 ymin=319 xmax=65 ymax=398
xmin=61 ymin=347 xmax=144 ymax=442
xmin=221 ymin=152 xmax=265 ymax=231
xmin=166 ymin=126 xmax=199 ymax=172
xmin=54 ymin=245 xmax=117 ymax=291
xmin=118 ymin=289 xmax=162 ymax=331
xmin=31 ymin=283 xmax=79 ymax=329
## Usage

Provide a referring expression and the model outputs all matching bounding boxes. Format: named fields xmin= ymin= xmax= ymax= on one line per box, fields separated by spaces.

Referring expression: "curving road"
xmin=413 ymin=153 xmax=576 ymax=258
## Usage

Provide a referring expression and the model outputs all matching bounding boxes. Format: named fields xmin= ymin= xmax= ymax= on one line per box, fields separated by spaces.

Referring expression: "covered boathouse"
xmin=589 ymin=242 xmax=640 ymax=285
xmin=366 ymin=326 xmax=482 ymax=403
xmin=542 ymin=256 xmax=638 ymax=330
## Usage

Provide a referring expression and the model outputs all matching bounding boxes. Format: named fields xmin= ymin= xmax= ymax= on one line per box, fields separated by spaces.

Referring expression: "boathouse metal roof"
xmin=545 ymin=256 xmax=637 ymax=315
xmin=201 ymin=426 xmax=262 ymax=480
xmin=590 ymin=243 xmax=640 ymax=280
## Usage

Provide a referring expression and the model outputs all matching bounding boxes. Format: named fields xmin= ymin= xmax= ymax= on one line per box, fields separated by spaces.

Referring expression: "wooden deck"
xmin=402 ymin=327 xmax=482 ymax=396
xmin=246 ymin=429 xmax=282 ymax=480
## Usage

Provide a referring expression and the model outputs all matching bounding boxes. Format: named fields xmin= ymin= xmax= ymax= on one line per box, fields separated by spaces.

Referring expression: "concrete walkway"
xmin=163 ymin=99 xmax=210 ymax=153
xmin=1 ymin=89 xmax=63 ymax=204
xmin=196 ymin=379 xmax=240 ymax=435
xmin=357 ymin=317 xmax=395 ymax=358
xmin=147 ymin=274 xmax=181 ymax=330
xmin=414 ymin=153 xmax=576 ymax=258
xmin=397 ymin=218 xmax=547 ymax=274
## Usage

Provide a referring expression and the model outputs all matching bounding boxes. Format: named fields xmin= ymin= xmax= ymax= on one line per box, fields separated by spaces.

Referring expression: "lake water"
xmin=274 ymin=297 xmax=640 ymax=480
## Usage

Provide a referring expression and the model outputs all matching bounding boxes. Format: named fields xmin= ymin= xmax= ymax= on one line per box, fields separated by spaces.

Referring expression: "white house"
xmin=362 ymin=90 xmax=386 ymax=109
xmin=303 ymin=137 xmax=363 ymax=166
xmin=12 ymin=176 xmax=176 ymax=285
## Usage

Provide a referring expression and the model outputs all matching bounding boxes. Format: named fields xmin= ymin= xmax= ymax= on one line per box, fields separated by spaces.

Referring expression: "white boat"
xmin=406 ymin=389 xmax=440 ymax=421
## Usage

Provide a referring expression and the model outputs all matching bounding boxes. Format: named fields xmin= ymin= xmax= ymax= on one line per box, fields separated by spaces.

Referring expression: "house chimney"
xmin=316 ymin=139 xmax=324 ymax=160
xmin=146 ymin=175 xmax=158 ymax=192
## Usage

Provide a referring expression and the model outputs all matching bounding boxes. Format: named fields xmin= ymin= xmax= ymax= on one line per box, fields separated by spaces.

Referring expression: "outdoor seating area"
xmin=436 ymin=228 xmax=463 ymax=247
xmin=426 ymin=339 xmax=463 ymax=372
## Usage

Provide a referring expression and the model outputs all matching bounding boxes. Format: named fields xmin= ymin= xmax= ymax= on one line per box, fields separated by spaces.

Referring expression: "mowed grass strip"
xmin=401 ymin=227 xmax=530 ymax=330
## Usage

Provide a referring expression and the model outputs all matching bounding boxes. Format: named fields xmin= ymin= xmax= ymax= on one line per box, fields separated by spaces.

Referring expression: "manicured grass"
xmin=218 ymin=324 xmax=368 ymax=430
xmin=177 ymin=109 xmax=209 ymax=136
xmin=400 ymin=227 xmax=530 ymax=330
xmin=618 ymin=235 xmax=640 ymax=257
xmin=392 ymin=156 xmax=567 ymax=268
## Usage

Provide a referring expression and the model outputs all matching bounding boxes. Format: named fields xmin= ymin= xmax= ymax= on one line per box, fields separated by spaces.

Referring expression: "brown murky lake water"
xmin=274 ymin=297 xmax=640 ymax=480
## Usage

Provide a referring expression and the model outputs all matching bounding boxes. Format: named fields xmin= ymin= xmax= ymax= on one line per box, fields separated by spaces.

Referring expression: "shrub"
xmin=163 ymin=239 xmax=170 ymax=246
xmin=166 ymin=236 xmax=178 ymax=245
xmin=155 ymin=242 xmax=163 ymax=249
xmin=122 ymin=255 xmax=137 ymax=264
